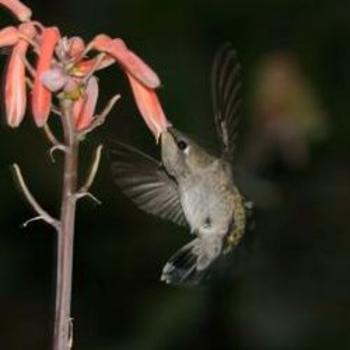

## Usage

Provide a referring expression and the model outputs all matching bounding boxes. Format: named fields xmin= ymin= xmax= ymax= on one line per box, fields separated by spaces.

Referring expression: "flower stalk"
xmin=53 ymin=98 xmax=79 ymax=350
xmin=0 ymin=1 xmax=171 ymax=349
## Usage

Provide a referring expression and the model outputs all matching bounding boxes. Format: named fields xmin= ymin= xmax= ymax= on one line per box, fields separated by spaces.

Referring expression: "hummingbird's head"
xmin=160 ymin=127 xmax=213 ymax=178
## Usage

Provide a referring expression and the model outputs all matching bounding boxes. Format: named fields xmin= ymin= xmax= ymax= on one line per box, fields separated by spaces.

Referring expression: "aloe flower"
xmin=88 ymin=34 xmax=170 ymax=138
xmin=4 ymin=23 xmax=35 ymax=127
xmin=1 ymin=1 xmax=173 ymax=349
xmin=1 ymin=18 xmax=169 ymax=137
xmin=32 ymin=27 xmax=60 ymax=127
xmin=92 ymin=34 xmax=161 ymax=88
xmin=127 ymin=73 xmax=170 ymax=140
xmin=39 ymin=33 xmax=169 ymax=137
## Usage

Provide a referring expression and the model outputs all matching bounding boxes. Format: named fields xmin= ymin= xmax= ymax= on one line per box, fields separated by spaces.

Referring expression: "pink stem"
xmin=53 ymin=98 xmax=79 ymax=350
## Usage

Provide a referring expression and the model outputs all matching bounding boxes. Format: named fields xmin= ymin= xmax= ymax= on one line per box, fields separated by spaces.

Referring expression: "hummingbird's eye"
xmin=177 ymin=140 xmax=188 ymax=151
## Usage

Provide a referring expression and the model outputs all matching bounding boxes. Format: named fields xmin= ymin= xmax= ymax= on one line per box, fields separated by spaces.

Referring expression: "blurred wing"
xmin=211 ymin=43 xmax=242 ymax=160
xmin=109 ymin=141 xmax=187 ymax=226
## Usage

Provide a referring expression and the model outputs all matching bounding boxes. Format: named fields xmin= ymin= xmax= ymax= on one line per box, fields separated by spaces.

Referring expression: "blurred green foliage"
xmin=1 ymin=0 xmax=350 ymax=349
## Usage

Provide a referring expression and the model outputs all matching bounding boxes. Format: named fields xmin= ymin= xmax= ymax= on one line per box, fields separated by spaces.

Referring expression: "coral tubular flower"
xmin=0 ymin=26 xmax=19 ymax=47
xmin=5 ymin=39 xmax=29 ymax=127
xmin=4 ymin=23 xmax=35 ymax=128
xmin=93 ymin=35 xmax=161 ymax=88
xmin=32 ymin=27 xmax=60 ymax=127
xmin=74 ymin=77 xmax=99 ymax=130
xmin=127 ymin=73 xmax=170 ymax=140
xmin=0 ymin=0 xmax=32 ymax=22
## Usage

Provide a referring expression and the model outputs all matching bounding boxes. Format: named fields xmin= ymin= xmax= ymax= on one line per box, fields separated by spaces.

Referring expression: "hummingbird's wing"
xmin=211 ymin=43 xmax=242 ymax=161
xmin=109 ymin=141 xmax=187 ymax=226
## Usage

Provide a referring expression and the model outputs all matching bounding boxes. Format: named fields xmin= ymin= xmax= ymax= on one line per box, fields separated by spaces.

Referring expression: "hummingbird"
xmin=109 ymin=44 xmax=250 ymax=286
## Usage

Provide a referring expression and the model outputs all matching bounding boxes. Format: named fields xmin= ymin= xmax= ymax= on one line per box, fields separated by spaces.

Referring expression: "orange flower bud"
xmin=127 ymin=73 xmax=170 ymax=140
xmin=0 ymin=0 xmax=32 ymax=22
xmin=32 ymin=27 xmax=60 ymax=127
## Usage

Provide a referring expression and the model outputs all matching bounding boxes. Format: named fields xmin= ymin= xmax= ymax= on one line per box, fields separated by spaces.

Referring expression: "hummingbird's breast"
xmin=178 ymin=160 xmax=236 ymax=238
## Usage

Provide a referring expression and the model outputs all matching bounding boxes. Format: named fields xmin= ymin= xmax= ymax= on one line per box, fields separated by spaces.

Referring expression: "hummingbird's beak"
xmin=167 ymin=127 xmax=176 ymax=134
xmin=160 ymin=128 xmax=172 ymax=147
xmin=160 ymin=127 xmax=177 ymax=144
xmin=166 ymin=126 xmax=181 ymax=140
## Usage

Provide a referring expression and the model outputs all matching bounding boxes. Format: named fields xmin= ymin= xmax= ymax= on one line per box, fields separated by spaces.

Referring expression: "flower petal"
xmin=0 ymin=0 xmax=32 ymax=22
xmin=74 ymin=76 xmax=99 ymax=130
xmin=4 ymin=23 xmax=35 ymax=127
xmin=92 ymin=35 xmax=161 ymax=88
xmin=41 ymin=68 xmax=67 ymax=92
xmin=127 ymin=73 xmax=170 ymax=140
xmin=32 ymin=27 xmax=60 ymax=127
xmin=56 ymin=36 xmax=85 ymax=60
xmin=67 ymin=36 xmax=85 ymax=58
xmin=71 ymin=55 xmax=115 ymax=77
xmin=4 ymin=39 xmax=29 ymax=127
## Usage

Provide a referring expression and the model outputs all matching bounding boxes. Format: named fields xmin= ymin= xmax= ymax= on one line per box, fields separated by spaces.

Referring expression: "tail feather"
xmin=161 ymin=239 xmax=211 ymax=286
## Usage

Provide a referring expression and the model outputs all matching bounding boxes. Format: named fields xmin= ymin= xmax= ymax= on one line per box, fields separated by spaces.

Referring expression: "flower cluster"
xmin=1 ymin=3 xmax=173 ymax=349
xmin=0 ymin=0 xmax=170 ymax=138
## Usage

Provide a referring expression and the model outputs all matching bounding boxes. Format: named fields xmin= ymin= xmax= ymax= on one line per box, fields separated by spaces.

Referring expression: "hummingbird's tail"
xmin=161 ymin=238 xmax=221 ymax=286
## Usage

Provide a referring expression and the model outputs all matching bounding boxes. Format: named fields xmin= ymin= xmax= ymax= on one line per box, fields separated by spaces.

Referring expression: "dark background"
xmin=1 ymin=0 xmax=350 ymax=349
